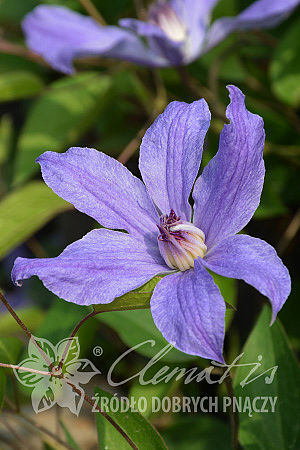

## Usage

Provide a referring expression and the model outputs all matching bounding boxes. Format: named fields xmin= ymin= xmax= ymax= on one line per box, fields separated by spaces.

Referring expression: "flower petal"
xmin=37 ymin=147 xmax=159 ymax=241
xmin=139 ymin=100 xmax=211 ymax=220
xmin=22 ymin=5 xmax=164 ymax=74
xmin=119 ymin=18 xmax=184 ymax=66
xmin=12 ymin=229 xmax=171 ymax=306
xmin=204 ymin=0 xmax=300 ymax=52
xmin=151 ymin=259 xmax=225 ymax=362
xmin=171 ymin=0 xmax=219 ymax=61
xmin=193 ymin=85 xmax=265 ymax=248
xmin=203 ymin=234 xmax=291 ymax=323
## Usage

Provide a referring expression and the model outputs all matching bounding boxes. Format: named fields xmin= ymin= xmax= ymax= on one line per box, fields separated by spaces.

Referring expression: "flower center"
xmin=157 ymin=210 xmax=207 ymax=271
xmin=149 ymin=3 xmax=186 ymax=42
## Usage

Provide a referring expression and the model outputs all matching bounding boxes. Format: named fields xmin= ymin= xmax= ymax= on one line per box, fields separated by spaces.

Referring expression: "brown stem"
xmin=208 ymin=40 xmax=243 ymax=101
xmin=4 ymin=400 xmax=74 ymax=450
xmin=251 ymin=30 xmax=279 ymax=48
xmin=26 ymin=237 xmax=48 ymax=258
xmin=134 ymin=0 xmax=147 ymax=20
xmin=0 ymin=291 xmax=34 ymax=340
xmin=57 ymin=310 xmax=99 ymax=370
xmin=58 ymin=301 xmax=155 ymax=370
xmin=0 ymin=292 xmax=54 ymax=370
xmin=244 ymin=76 xmax=300 ymax=136
xmin=0 ymin=39 xmax=48 ymax=66
xmin=0 ymin=292 xmax=138 ymax=449
xmin=1 ymin=416 xmax=24 ymax=450
xmin=81 ymin=389 xmax=138 ymax=450
xmin=223 ymin=370 xmax=239 ymax=450
xmin=78 ymin=0 xmax=106 ymax=25
xmin=277 ymin=208 xmax=300 ymax=256
xmin=177 ymin=66 xmax=226 ymax=121
xmin=117 ymin=123 xmax=149 ymax=164
xmin=117 ymin=68 xmax=168 ymax=165
xmin=0 ymin=363 xmax=53 ymax=376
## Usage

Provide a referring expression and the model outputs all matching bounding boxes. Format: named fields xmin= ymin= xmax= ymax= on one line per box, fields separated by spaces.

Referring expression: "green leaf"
xmin=0 ymin=336 xmax=22 ymax=364
xmin=254 ymin=185 xmax=287 ymax=219
xmin=270 ymin=19 xmax=300 ymax=106
xmin=93 ymin=277 xmax=161 ymax=313
xmin=43 ymin=443 xmax=56 ymax=450
xmin=97 ymin=308 xmax=194 ymax=363
xmin=234 ymin=306 xmax=300 ymax=450
xmin=35 ymin=298 xmax=89 ymax=344
xmin=0 ymin=181 xmax=72 ymax=259
xmin=0 ymin=115 xmax=13 ymax=165
xmin=95 ymin=386 xmax=167 ymax=450
xmin=200 ymin=38 xmax=247 ymax=83
xmin=162 ymin=415 xmax=231 ymax=450
xmin=13 ymin=72 xmax=111 ymax=184
xmin=0 ymin=0 xmax=36 ymax=23
xmin=211 ymin=0 xmax=237 ymax=19
xmin=0 ymin=54 xmax=44 ymax=76
xmin=129 ymin=376 xmax=179 ymax=419
xmin=0 ymin=71 xmax=44 ymax=102
xmin=94 ymin=279 xmax=194 ymax=362
xmin=111 ymin=70 xmax=153 ymax=114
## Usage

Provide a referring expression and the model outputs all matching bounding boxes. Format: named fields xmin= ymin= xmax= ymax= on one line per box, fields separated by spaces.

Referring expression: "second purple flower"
xmin=22 ymin=0 xmax=300 ymax=73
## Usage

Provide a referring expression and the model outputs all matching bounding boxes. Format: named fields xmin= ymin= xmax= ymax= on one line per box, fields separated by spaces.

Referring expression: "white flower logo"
xmin=14 ymin=336 xmax=100 ymax=415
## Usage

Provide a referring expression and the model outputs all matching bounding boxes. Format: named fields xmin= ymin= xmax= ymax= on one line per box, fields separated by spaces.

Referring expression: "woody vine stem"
xmin=0 ymin=291 xmax=137 ymax=450
xmin=0 ymin=290 xmax=240 ymax=450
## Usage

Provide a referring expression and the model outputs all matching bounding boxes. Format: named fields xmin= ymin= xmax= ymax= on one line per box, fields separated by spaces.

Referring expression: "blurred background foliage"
xmin=0 ymin=0 xmax=299 ymax=449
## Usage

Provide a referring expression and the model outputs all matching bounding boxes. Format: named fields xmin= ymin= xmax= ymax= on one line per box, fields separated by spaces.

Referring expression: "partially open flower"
xmin=21 ymin=0 xmax=300 ymax=73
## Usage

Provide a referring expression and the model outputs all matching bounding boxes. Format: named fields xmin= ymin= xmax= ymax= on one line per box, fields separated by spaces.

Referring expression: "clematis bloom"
xmin=12 ymin=86 xmax=291 ymax=362
xmin=22 ymin=0 xmax=300 ymax=74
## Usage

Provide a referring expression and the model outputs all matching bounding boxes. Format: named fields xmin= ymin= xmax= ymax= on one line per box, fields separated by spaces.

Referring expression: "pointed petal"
xmin=139 ymin=100 xmax=211 ymax=220
xmin=204 ymin=0 xmax=300 ymax=52
xmin=37 ymin=147 xmax=159 ymax=241
xmin=22 ymin=5 xmax=164 ymax=74
xmin=151 ymin=260 xmax=225 ymax=362
xmin=12 ymin=229 xmax=171 ymax=306
xmin=193 ymin=85 xmax=265 ymax=248
xmin=203 ymin=234 xmax=291 ymax=323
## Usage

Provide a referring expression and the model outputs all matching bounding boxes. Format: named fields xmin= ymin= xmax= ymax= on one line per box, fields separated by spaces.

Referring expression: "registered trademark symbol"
xmin=93 ymin=346 xmax=103 ymax=356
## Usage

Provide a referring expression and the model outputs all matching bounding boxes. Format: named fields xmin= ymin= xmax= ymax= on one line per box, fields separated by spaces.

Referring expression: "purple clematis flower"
xmin=12 ymin=86 xmax=291 ymax=363
xmin=22 ymin=0 xmax=300 ymax=74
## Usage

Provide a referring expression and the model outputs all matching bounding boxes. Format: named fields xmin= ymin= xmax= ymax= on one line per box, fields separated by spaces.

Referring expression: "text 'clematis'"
xmin=22 ymin=0 xmax=300 ymax=73
xmin=12 ymin=86 xmax=291 ymax=363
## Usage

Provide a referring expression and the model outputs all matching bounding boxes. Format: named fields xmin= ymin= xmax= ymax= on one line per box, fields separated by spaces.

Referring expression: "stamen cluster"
xmin=157 ymin=210 xmax=207 ymax=271
xmin=150 ymin=4 xmax=186 ymax=42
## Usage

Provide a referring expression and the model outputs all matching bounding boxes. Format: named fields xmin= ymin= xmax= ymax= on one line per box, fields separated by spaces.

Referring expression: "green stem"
xmin=223 ymin=370 xmax=239 ymax=450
